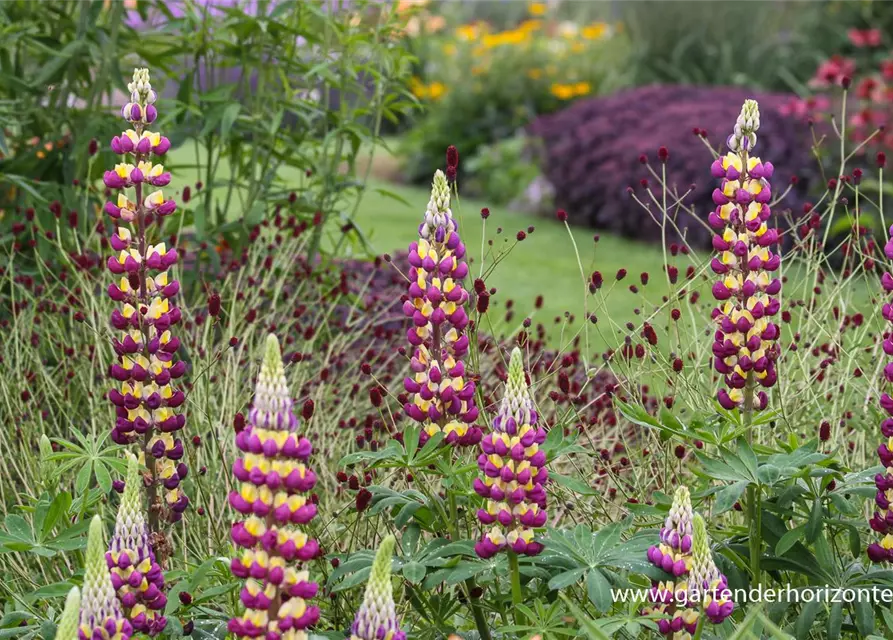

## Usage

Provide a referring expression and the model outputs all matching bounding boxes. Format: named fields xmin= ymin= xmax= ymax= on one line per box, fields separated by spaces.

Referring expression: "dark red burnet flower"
xmin=446 ymin=145 xmax=459 ymax=182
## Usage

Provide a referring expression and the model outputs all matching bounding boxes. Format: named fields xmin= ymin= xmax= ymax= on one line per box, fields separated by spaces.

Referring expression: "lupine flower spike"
xmin=709 ymin=99 xmax=781 ymax=412
xmin=107 ymin=454 xmax=167 ymax=635
xmin=867 ymin=220 xmax=893 ymax=562
xmin=229 ymin=334 xmax=320 ymax=639
xmin=474 ymin=347 xmax=548 ymax=558
xmin=80 ymin=516 xmax=132 ymax=640
xmin=57 ymin=587 xmax=81 ymax=640
xmin=403 ymin=169 xmax=482 ymax=447
xmin=105 ymin=68 xmax=188 ymax=529
xmin=643 ymin=486 xmax=698 ymax=638
xmin=350 ymin=535 xmax=406 ymax=640
xmin=689 ymin=514 xmax=734 ymax=626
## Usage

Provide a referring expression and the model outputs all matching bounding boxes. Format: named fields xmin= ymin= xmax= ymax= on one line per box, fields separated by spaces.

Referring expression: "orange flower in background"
xmin=428 ymin=82 xmax=446 ymax=100
xmin=582 ymin=22 xmax=607 ymax=40
xmin=550 ymin=83 xmax=575 ymax=100
xmin=527 ymin=2 xmax=547 ymax=16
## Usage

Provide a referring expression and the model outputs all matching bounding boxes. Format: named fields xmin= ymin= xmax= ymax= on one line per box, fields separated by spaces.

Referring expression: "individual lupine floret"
xmin=708 ymin=99 xmax=781 ymax=411
xmin=642 ymin=486 xmax=698 ymax=638
xmin=57 ymin=587 xmax=81 ymax=640
xmin=105 ymin=67 xmax=188 ymax=528
xmin=107 ymin=454 xmax=167 ymax=635
xmin=473 ymin=348 xmax=548 ymax=558
xmin=350 ymin=535 xmax=406 ymax=640
xmin=689 ymin=514 xmax=734 ymax=625
xmin=868 ymin=226 xmax=893 ymax=562
xmin=79 ymin=516 xmax=132 ymax=640
xmin=402 ymin=169 xmax=482 ymax=447
xmin=228 ymin=335 xmax=320 ymax=640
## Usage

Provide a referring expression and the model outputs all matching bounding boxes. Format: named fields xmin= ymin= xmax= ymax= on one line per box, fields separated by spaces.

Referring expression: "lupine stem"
xmin=743 ymin=379 xmax=761 ymax=586
xmin=508 ymin=550 xmax=523 ymax=623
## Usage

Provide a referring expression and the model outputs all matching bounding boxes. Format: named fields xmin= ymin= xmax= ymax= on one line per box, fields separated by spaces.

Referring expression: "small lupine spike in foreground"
xmin=56 ymin=587 xmax=81 ymax=640
xmin=868 ymin=213 xmax=893 ymax=562
xmin=79 ymin=516 xmax=132 ymax=640
xmin=228 ymin=334 xmax=320 ymax=639
xmin=642 ymin=486 xmax=698 ymax=637
xmin=689 ymin=514 xmax=734 ymax=625
xmin=709 ymin=99 xmax=781 ymax=412
xmin=403 ymin=169 xmax=482 ymax=447
xmin=107 ymin=454 xmax=167 ymax=635
xmin=105 ymin=67 xmax=188 ymax=530
xmin=474 ymin=347 xmax=548 ymax=558
xmin=350 ymin=535 xmax=406 ymax=640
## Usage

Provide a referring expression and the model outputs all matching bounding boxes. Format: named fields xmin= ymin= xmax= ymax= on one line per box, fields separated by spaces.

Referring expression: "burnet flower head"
xmin=105 ymin=67 xmax=187 ymax=526
xmin=350 ymin=535 xmax=405 ymax=640
xmin=642 ymin=486 xmax=698 ymax=638
xmin=474 ymin=347 xmax=548 ymax=558
xmin=79 ymin=516 xmax=132 ymax=640
xmin=228 ymin=335 xmax=320 ymax=639
xmin=867 ymin=217 xmax=893 ymax=562
xmin=709 ymin=99 xmax=781 ymax=412
xmin=402 ymin=169 xmax=482 ymax=447
xmin=107 ymin=454 xmax=167 ymax=635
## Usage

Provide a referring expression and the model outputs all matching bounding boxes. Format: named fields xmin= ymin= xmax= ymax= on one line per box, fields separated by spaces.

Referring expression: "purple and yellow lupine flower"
xmin=350 ymin=535 xmax=406 ymax=640
xmin=689 ymin=514 xmax=734 ymax=625
xmin=80 ymin=516 xmax=132 ymax=640
xmin=643 ymin=486 xmax=698 ymax=638
xmin=868 ymin=224 xmax=893 ymax=562
xmin=708 ymin=99 xmax=781 ymax=412
xmin=57 ymin=587 xmax=81 ymax=640
xmin=105 ymin=68 xmax=187 ymax=526
xmin=228 ymin=335 xmax=320 ymax=639
xmin=107 ymin=454 xmax=167 ymax=635
xmin=402 ymin=169 xmax=482 ymax=447
xmin=473 ymin=347 xmax=548 ymax=558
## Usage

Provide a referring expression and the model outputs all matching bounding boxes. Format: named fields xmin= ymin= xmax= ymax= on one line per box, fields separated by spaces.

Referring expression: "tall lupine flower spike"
xmin=107 ymin=454 xmax=167 ymax=635
xmin=867 ymin=224 xmax=893 ymax=562
xmin=642 ymin=487 xmax=698 ymax=638
xmin=105 ymin=68 xmax=187 ymax=533
xmin=350 ymin=535 xmax=406 ymax=640
xmin=403 ymin=169 xmax=482 ymax=447
xmin=57 ymin=587 xmax=81 ymax=640
xmin=709 ymin=99 xmax=781 ymax=412
xmin=229 ymin=334 xmax=320 ymax=640
xmin=80 ymin=516 xmax=132 ymax=640
xmin=474 ymin=347 xmax=548 ymax=558
xmin=689 ymin=514 xmax=734 ymax=625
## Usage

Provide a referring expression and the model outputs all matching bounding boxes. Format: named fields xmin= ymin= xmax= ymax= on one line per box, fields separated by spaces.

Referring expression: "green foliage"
xmin=464 ymin=134 xmax=544 ymax=207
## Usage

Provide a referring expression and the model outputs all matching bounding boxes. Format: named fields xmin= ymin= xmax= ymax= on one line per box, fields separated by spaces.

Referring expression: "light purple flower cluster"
xmin=708 ymin=99 xmax=781 ymax=412
xmin=228 ymin=335 xmax=320 ymax=639
xmin=474 ymin=348 xmax=547 ymax=558
xmin=105 ymin=68 xmax=187 ymax=526
xmin=402 ymin=170 xmax=481 ymax=447
xmin=867 ymin=225 xmax=893 ymax=562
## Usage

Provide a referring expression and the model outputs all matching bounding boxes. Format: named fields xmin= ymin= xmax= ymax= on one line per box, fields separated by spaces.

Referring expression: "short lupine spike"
xmin=350 ymin=535 xmax=405 ymax=640
xmin=249 ymin=334 xmax=296 ymax=430
xmin=57 ymin=587 xmax=81 ymax=640
xmin=80 ymin=516 xmax=132 ymax=640
xmin=107 ymin=454 xmax=167 ymax=635
xmin=689 ymin=514 xmax=734 ymax=625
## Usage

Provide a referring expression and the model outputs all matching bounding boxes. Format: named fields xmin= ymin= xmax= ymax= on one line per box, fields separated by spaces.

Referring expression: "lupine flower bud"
xmin=79 ymin=516 xmax=132 ymax=640
xmin=57 ymin=587 xmax=81 ymax=640
xmin=474 ymin=348 xmax=548 ymax=558
xmin=350 ymin=535 xmax=405 ymax=640
xmin=709 ymin=100 xmax=779 ymax=412
xmin=107 ymin=454 xmax=167 ymax=635
xmin=642 ymin=486 xmax=698 ymax=636
xmin=228 ymin=335 xmax=320 ymax=639
xmin=689 ymin=514 xmax=734 ymax=625
xmin=868 ymin=221 xmax=893 ymax=563
xmin=403 ymin=170 xmax=481 ymax=447
xmin=106 ymin=68 xmax=187 ymax=528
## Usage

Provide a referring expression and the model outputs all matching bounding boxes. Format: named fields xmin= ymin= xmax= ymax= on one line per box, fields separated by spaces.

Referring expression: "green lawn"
xmin=167 ymin=143 xmax=672 ymax=349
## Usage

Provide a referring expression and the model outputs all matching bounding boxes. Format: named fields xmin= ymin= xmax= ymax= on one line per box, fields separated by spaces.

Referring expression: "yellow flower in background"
xmin=527 ymin=68 xmax=543 ymax=80
xmin=571 ymin=42 xmax=585 ymax=53
xmin=410 ymin=76 xmax=428 ymax=99
xmin=582 ymin=22 xmax=608 ymax=40
xmin=550 ymin=83 xmax=575 ymax=100
xmin=518 ymin=19 xmax=542 ymax=33
xmin=528 ymin=2 xmax=547 ymax=16
xmin=574 ymin=81 xmax=591 ymax=95
xmin=428 ymin=82 xmax=446 ymax=100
